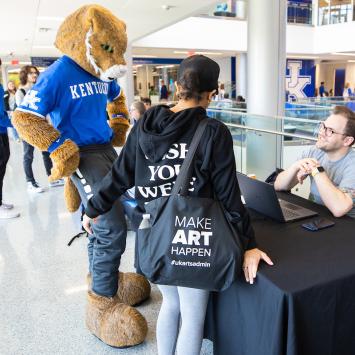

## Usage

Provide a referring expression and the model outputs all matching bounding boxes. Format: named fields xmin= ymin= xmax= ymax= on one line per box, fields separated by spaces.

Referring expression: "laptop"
xmin=237 ymin=172 xmax=318 ymax=222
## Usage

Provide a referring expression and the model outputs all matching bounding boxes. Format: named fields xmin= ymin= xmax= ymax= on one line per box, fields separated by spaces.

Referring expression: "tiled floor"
xmin=0 ymin=140 xmax=213 ymax=355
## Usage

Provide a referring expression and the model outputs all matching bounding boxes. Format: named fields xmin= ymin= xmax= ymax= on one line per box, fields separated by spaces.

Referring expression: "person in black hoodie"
xmin=83 ymin=55 xmax=273 ymax=355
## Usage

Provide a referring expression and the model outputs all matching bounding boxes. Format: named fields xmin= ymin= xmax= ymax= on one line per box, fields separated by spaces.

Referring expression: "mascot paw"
xmin=86 ymin=291 xmax=148 ymax=348
xmin=64 ymin=177 xmax=82 ymax=212
xmin=109 ymin=117 xmax=130 ymax=147
xmin=49 ymin=140 xmax=80 ymax=182
xmin=87 ymin=272 xmax=151 ymax=306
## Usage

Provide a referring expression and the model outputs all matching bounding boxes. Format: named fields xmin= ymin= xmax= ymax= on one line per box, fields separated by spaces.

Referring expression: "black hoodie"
xmin=86 ymin=105 xmax=256 ymax=250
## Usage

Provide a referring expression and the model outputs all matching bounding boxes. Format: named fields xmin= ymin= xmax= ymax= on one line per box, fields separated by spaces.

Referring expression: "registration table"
xmin=204 ymin=192 xmax=355 ymax=355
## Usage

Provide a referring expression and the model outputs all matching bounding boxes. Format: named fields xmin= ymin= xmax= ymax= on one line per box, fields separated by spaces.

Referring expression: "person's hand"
xmin=82 ymin=214 xmax=98 ymax=235
xmin=243 ymin=248 xmax=273 ymax=284
xmin=293 ymin=158 xmax=319 ymax=175
xmin=296 ymin=168 xmax=309 ymax=184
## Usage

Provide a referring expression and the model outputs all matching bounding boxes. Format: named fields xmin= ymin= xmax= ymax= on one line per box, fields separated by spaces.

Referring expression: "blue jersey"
xmin=16 ymin=55 xmax=121 ymax=152
xmin=0 ymin=84 xmax=12 ymax=134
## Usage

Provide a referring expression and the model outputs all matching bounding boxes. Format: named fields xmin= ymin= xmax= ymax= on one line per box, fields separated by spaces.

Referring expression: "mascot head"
xmin=55 ymin=4 xmax=127 ymax=82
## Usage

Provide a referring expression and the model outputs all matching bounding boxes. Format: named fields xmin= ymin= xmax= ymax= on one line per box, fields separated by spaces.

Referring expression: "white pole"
xmin=246 ymin=0 xmax=286 ymax=178
xmin=118 ymin=44 xmax=134 ymax=107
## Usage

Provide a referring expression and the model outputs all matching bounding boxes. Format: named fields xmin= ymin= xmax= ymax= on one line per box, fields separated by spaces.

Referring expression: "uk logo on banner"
xmin=286 ymin=59 xmax=315 ymax=99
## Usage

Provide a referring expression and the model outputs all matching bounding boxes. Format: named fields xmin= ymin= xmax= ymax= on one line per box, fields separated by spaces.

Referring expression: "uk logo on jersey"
xmin=285 ymin=60 xmax=312 ymax=99
xmin=21 ymin=90 xmax=41 ymax=110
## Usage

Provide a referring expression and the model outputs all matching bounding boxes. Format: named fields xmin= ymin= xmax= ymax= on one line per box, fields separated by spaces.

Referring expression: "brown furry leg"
xmin=64 ymin=177 xmax=82 ymax=212
xmin=86 ymin=291 xmax=148 ymax=348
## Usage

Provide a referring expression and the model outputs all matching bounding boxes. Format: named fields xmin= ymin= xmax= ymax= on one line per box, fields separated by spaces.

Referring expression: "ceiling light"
xmin=348 ymin=60 xmax=355 ymax=63
xmin=288 ymin=55 xmax=319 ymax=59
xmin=2 ymin=61 xmax=32 ymax=65
xmin=133 ymin=55 xmax=158 ymax=58
xmin=174 ymin=50 xmax=223 ymax=56
xmin=196 ymin=51 xmax=223 ymax=56
xmin=155 ymin=65 xmax=175 ymax=69
xmin=331 ymin=52 xmax=355 ymax=56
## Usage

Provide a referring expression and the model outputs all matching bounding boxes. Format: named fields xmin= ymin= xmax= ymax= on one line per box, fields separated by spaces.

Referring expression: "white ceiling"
xmin=0 ymin=0 xmax=218 ymax=60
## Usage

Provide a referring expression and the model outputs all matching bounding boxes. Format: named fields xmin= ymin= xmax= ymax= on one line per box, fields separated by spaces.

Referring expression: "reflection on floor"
xmin=0 ymin=141 xmax=213 ymax=355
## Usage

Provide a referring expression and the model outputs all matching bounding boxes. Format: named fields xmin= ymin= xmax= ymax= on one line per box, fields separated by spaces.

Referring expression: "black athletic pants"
xmin=23 ymin=141 xmax=52 ymax=183
xmin=0 ymin=134 xmax=10 ymax=205
xmin=71 ymin=143 xmax=127 ymax=297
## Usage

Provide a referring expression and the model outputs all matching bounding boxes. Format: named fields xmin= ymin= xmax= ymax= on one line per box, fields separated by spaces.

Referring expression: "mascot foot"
xmin=87 ymin=272 xmax=151 ymax=306
xmin=86 ymin=291 xmax=148 ymax=348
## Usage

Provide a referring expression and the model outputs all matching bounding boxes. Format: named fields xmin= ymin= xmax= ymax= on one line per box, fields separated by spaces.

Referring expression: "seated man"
xmin=275 ymin=106 xmax=355 ymax=218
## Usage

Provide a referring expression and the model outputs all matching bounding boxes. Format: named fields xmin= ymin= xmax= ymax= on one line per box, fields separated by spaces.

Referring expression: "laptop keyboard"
xmin=283 ymin=202 xmax=302 ymax=211
xmin=283 ymin=208 xmax=300 ymax=219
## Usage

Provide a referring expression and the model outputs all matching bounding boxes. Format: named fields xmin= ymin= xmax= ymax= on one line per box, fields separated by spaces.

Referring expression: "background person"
xmin=16 ymin=65 xmax=63 ymax=192
xmin=141 ymin=97 xmax=152 ymax=111
xmin=159 ymin=80 xmax=168 ymax=101
xmin=0 ymin=59 xmax=20 ymax=219
xmin=3 ymin=80 xmax=20 ymax=141
xmin=319 ymin=81 xmax=326 ymax=97
xmin=129 ymin=101 xmax=146 ymax=125
xmin=343 ymin=82 xmax=353 ymax=98
xmin=275 ymin=106 xmax=355 ymax=218
xmin=82 ymin=55 xmax=273 ymax=355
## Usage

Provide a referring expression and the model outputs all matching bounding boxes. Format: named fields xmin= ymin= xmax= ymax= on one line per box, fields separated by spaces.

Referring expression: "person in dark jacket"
xmin=0 ymin=59 xmax=20 ymax=219
xmin=83 ymin=55 xmax=273 ymax=355
xmin=3 ymin=80 xmax=20 ymax=141
xmin=160 ymin=80 xmax=168 ymax=101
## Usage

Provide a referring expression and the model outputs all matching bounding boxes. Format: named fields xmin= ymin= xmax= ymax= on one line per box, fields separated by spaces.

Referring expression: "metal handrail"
xmin=285 ymin=105 xmax=332 ymax=110
xmin=224 ymin=122 xmax=317 ymax=141
xmin=207 ymin=108 xmax=323 ymax=124
xmin=209 ymin=106 xmax=248 ymax=112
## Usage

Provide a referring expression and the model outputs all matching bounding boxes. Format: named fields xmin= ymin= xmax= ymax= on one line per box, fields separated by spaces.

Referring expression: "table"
xmin=204 ymin=192 xmax=355 ymax=355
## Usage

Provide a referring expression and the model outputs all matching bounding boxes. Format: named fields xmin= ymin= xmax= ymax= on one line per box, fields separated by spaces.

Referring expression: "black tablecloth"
xmin=204 ymin=192 xmax=355 ymax=355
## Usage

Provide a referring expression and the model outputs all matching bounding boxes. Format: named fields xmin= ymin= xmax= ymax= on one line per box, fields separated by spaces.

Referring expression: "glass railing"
xmin=208 ymin=109 xmax=318 ymax=198
xmin=293 ymin=96 xmax=355 ymax=106
xmin=287 ymin=1 xmax=313 ymax=25
xmin=209 ymin=100 xmax=247 ymax=111
xmin=210 ymin=108 xmax=354 ymax=198
xmin=207 ymin=108 xmax=321 ymax=140
xmin=285 ymin=103 xmax=331 ymax=121
xmin=200 ymin=1 xmax=313 ymax=25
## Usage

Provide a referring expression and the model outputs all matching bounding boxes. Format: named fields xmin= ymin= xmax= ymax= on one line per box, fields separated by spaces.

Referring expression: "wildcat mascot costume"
xmin=13 ymin=4 xmax=150 ymax=348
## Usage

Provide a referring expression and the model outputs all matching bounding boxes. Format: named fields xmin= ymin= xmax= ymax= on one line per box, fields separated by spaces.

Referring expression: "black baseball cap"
xmin=177 ymin=55 xmax=220 ymax=93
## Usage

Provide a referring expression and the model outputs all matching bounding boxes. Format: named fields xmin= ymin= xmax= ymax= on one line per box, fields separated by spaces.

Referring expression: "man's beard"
xmin=316 ymin=139 xmax=338 ymax=153
xmin=316 ymin=139 xmax=329 ymax=152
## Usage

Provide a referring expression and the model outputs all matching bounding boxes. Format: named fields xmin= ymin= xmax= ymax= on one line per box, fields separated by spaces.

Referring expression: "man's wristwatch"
xmin=311 ymin=166 xmax=325 ymax=177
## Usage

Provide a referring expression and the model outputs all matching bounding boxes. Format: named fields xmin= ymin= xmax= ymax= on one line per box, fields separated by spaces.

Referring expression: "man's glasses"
xmin=318 ymin=122 xmax=347 ymax=137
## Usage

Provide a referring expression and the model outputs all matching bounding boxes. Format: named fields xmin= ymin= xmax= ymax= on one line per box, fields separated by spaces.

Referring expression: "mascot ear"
xmin=85 ymin=6 xmax=104 ymax=32
xmin=54 ymin=5 xmax=91 ymax=53
xmin=54 ymin=5 xmax=111 ymax=53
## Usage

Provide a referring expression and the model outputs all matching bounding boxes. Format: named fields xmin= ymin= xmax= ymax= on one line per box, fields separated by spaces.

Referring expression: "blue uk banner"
xmin=286 ymin=59 xmax=315 ymax=99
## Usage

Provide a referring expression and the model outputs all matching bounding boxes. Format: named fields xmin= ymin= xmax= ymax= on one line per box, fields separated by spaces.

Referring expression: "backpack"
xmin=13 ymin=88 xmax=26 ymax=110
